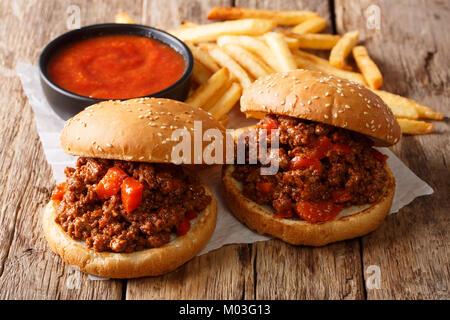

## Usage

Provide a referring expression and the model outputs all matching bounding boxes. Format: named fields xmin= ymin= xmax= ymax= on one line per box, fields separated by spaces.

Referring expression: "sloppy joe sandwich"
xmin=43 ymin=98 xmax=224 ymax=278
xmin=223 ymin=70 xmax=401 ymax=246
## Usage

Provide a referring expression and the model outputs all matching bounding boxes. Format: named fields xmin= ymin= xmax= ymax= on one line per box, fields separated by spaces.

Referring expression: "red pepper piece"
xmin=121 ymin=177 xmax=144 ymax=213
xmin=51 ymin=182 xmax=67 ymax=201
xmin=289 ymin=156 xmax=321 ymax=172
xmin=177 ymin=220 xmax=191 ymax=236
xmin=331 ymin=189 xmax=352 ymax=203
xmin=96 ymin=166 xmax=129 ymax=200
xmin=256 ymin=182 xmax=274 ymax=195
xmin=186 ymin=210 xmax=198 ymax=220
xmin=372 ymin=149 xmax=389 ymax=162
xmin=312 ymin=136 xmax=332 ymax=159
xmin=259 ymin=118 xmax=278 ymax=134
xmin=332 ymin=143 xmax=352 ymax=155
xmin=294 ymin=201 xmax=343 ymax=223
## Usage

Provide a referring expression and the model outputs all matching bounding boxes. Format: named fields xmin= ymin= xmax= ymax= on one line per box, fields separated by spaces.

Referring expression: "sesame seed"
xmin=325 ymin=103 xmax=331 ymax=107
xmin=324 ymin=114 xmax=329 ymax=119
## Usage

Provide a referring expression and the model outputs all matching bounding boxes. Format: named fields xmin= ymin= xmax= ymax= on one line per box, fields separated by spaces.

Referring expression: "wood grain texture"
xmin=335 ymin=0 xmax=449 ymax=300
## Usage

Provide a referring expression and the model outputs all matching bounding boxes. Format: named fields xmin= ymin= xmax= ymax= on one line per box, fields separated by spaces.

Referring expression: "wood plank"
xmin=0 ymin=0 xmax=131 ymax=299
xmin=335 ymin=0 xmax=449 ymax=299
xmin=127 ymin=244 xmax=255 ymax=299
xmin=123 ymin=0 xmax=258 ymax=300
xmin=235 ymin=0 xmax=365 ymax=300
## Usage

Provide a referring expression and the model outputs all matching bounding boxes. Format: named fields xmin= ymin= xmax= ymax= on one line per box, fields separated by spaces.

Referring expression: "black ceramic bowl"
xmin=39 ymin=23 xmax=193 ymax=120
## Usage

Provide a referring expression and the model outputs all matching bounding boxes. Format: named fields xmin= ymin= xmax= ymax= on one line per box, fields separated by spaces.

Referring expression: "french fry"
xmin=170 ymin=19 xmax=276 ymax=43
xmin=263 ymin=32 xmax=297 ymax=72
xmin=206 ymin=46 xmax=253 ymax=88
xmin=372 ymin=90 xmax=420 ymax=119
xmin=282 ymin=36 xmax=301 ymax=49
xmin=292 ymin=49 xmax=366 ymax=84
xmin=202 ymin=77 xmax=233 ymax=110
xmin=115 ymin=12 xmax=135 ymax=24
xmin=192 ymin=62 xmax=212 ymax=85
xmin=185 ymin=67 xmax=230 ymax=109
xmin=329 ymin=30 xmax=359 ymax=69
xmin=352 ymin=46 xmax=383 ymax=89
xmin=397 ymin=119 xmax=434 ymax=134
xmin=413 ymin=104 xmax=443 ymax=120
xmin=217 ymin=35 xmax=278 ymax=72
xmin=221 ymin=43 xmax=271 ymax=79
xmin=281 ymin=32 xmax=341 ymax=50
xmin=209 ymin=82 xmax=243 ymax=119
xmin=291 ymin=16 xmax=327 ymax=34
xmin=185 ymin=42 xmax=220 ymax=72
xmin=207 ymin=7 xmax=319 ymax=26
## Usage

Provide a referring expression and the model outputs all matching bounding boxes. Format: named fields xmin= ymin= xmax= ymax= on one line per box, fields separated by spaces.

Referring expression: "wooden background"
xmin=0 ymin=0 xmax=448 ymax=300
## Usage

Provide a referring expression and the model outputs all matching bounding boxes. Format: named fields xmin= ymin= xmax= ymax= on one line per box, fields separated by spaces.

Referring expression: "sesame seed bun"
xmin=222 ymin=164 xmax=395 ymax=246
xmin=42 ymin=181 xmax=217 ymax=279
xmin=241 ymin=70 xmax=401 ymax=146
xmin=60 ymin=98 xmax=226 ymax=164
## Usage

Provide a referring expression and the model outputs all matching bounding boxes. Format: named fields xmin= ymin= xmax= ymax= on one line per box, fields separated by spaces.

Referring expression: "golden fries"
xmin=115 ymin=12 xmax=135 ymax=24
xmin=282 ymin=36 xmax=301 ymax=49
xmin=192 ymin=62 xmax=212 ymax=85
xmin=185 ymin=42 xmax=220 ymax=72
xmin=207 ymin=7 xmax=319 ymax=26
xmin=209 ymin=82 xmax=243 ymax=119
xmin=397 ymin=119 xmax=434 ymax=135
xmin=413 ymin=104 xmax=443 ymax=120
xmin=170 ymin=19 xmax=276 ymax=43
xmin=202 ymin=77 xmax=233 ymax=110
xmin=114 ymin=7 xmax=442 ymax=135
xmin=291 ymin=16 xmax=327 ymax=34
xmin=372 ymin=90 xmax=420 ymax=119
xmin=221 ymin=44 xmax=271 ymax=79
xmin=185 ymin=67 xmax=230 ymax=108
xmin=217 ymin=35 xmax=278 ymax=72
xmin=206 ymin=46 xmax=253 ymax=88
xmin=292 ymin=49 xmax=366 ymax=84
xmin=263 ymin=32 xmax=297 ymax=72
xmin=329 ymin=30 xmax=359 ymax=69
xmin=352 ymin=46 xmax=383 ymax=89
xmin=281 ymin=31 xmax=340 ymax=50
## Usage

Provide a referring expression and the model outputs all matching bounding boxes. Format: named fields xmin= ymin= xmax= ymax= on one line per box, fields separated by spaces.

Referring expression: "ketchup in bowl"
xmin=47 ymin=34 xmax=185 ymax=100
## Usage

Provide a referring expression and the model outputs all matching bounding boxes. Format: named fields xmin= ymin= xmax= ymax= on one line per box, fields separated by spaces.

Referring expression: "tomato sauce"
xmin=47 ymin=34 xmax=185 ymax=99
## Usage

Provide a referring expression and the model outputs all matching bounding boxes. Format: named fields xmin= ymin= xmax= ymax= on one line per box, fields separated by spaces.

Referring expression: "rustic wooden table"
xmin=0 ymin=0 xmax=448 ymax=300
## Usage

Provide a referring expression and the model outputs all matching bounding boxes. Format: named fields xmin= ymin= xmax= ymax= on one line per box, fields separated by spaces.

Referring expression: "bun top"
xmin=241 ymin=70 xmax=401 ymax=146
xmin=61 ymin=98 xmax=226 ymax=164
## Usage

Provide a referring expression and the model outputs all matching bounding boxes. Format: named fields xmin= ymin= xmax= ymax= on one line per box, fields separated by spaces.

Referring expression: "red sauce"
xmin=47 ymin=34 xmax=185 ymax=99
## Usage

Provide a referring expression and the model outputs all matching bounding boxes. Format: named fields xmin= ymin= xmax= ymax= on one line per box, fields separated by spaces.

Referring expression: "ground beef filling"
xmin=232 ymin=115 xmax=389 ymax=222
xmin=53 ymin=158 xmax=211 ymax=253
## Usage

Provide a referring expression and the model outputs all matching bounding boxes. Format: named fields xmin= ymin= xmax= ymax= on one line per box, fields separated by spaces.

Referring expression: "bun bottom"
xmin=222 ymin=164 xmax=395 ymax=246
xmin=42 ymin=185 xmax=217 ymax=279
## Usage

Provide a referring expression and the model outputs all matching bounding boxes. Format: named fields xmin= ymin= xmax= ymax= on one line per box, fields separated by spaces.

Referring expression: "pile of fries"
xmin=115 ymin=7 xmax=443 ymax=134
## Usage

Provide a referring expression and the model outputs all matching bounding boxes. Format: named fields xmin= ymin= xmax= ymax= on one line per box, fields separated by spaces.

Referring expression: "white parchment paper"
xmin=17 ymin=62 xmax=434 ymax=258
